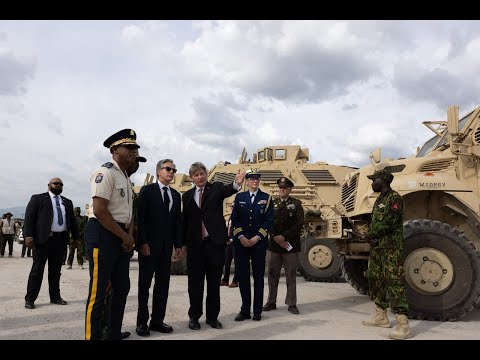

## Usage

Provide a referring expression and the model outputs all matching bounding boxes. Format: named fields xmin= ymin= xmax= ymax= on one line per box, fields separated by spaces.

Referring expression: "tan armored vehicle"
xmin=167 ymin=145 xmax=357 ymax=280
xmin=337 ymin=105 xmax=480 ymax=321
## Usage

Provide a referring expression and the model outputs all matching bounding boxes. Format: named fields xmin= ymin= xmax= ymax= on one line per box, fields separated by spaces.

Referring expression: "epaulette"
xmin=101 ymin=162 xmax=114 ymax=169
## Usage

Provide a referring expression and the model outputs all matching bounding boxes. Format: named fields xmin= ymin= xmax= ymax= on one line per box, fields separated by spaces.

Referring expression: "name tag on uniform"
xmin=239 ymin=201 xmax=246 ymax=204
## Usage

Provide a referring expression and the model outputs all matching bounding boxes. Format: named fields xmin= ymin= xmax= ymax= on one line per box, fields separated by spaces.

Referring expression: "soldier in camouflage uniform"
xmin=362 ymin=169 xmax=412 ymax=340
xmin=263 ymin=177 xmax=304 ymax=315
xmin=66 ymin=207 xmax=86 ymax=269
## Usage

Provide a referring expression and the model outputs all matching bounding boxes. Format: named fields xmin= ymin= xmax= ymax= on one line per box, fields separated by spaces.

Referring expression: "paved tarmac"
xmin=1 ymin=241 xmax=479 ymax=340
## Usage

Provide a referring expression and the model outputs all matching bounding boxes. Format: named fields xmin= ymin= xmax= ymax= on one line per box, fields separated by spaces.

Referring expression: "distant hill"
xmin=0 ymin=206 xmax=27 ymax=219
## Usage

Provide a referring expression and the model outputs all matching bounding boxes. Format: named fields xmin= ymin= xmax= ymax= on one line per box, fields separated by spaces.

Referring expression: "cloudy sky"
xmin=1 ymin=20 xmax=480 ymax=211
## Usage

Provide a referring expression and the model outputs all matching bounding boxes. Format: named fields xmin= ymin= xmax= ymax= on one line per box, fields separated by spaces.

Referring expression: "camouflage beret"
xmin=367 ymin=169 xmax=394 ymax=184
xmin=277 ymin=177 xmax=294 ymax=187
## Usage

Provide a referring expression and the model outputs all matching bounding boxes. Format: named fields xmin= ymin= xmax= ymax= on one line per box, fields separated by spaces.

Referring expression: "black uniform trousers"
xmin=137 ymin=243 xmax=172 ymax=327
xmin=25 ymin=232 xmax=67 ymax=302
xmin=84 ymin=218 xmax=130 ymax=340
xmin=187 ymin=237 xmax=225 ymax=321
xmin=234 ymin=240 xmax=267 ymax=317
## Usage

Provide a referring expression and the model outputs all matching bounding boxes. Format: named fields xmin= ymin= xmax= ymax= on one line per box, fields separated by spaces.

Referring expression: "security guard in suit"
xmin=84 ymin=129 xmax=138 ymax=340
xmin=231 ymin=169 xmax=274 ymax=321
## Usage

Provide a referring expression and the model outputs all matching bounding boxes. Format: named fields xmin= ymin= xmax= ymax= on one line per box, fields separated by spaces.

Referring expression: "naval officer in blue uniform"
xmin=231 ymin=169 xmax=274 ymax=321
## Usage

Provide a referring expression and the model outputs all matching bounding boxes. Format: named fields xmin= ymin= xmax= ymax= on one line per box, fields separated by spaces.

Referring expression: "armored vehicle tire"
xmin=403 ymin=219 xmax=480 ymax=321
xmin=341 ymin=258 xmax=369 ymax=295
xmin=298 ymin=236 xmax=343 ymax=282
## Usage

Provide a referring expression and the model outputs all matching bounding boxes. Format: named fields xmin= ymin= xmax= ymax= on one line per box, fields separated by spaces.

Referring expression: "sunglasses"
xmin=161 ymin=166 xmax=177 ymax=173
xmin=51 ymin=182 xmax=64 ymax=186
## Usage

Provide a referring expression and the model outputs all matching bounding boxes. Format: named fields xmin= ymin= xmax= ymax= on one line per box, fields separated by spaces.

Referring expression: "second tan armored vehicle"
xmin=169 ymin=145 xmax=357 ymax=281
xmin=336 ymin=105 xmax=480 ymax=321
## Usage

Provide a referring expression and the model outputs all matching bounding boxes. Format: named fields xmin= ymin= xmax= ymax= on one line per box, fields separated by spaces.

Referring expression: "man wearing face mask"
xmin=362 ymin=169 xmax=412 ymax=340
xmin=24 ymin=178 xmax=80 ymax=310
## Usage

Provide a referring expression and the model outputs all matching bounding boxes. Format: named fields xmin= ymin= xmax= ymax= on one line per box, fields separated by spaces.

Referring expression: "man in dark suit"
xmin=182 ymin=162 xmax=245 ymax=330
xmin=24 ymin=177 xmax=80 ymax=309
xmin=231 ymin=169 xmax=274 ymax=321
xmin=135 ymin=158 xmax=185 ymax=337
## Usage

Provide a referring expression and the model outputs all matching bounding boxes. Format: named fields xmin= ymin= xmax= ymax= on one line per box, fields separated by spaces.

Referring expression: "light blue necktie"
xmin=54 ymin=196 xmax=64 ymax=226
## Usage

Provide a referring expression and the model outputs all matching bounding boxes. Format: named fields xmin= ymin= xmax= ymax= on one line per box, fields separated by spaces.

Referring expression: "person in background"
xmin=66 ymin=207 xmax=85 ymax=269
xmin=220 ymin=219 xmax=238 ymax=288
xmin=1 ymin=212 xmax=17 ymax=257
xmin=24 ymin=178 xmax=80 ymax=309
xmin=262 ymin=177 xmax=304 ymax=315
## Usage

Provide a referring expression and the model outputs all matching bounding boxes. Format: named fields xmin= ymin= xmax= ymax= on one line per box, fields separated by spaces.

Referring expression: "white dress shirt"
xmin=49 ymin=191 xmax=67 ymax=232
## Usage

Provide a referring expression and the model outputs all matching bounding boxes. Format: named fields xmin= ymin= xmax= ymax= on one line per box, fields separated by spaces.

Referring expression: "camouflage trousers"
xmin=368 ymin=247 xmax=408 ymax=314
xmin=67 ymin=240 xmax=84 ymax=266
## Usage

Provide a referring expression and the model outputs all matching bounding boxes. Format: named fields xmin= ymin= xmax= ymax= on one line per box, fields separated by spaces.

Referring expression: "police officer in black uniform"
xmin=84 ymin=129 xmax=139 ymax=340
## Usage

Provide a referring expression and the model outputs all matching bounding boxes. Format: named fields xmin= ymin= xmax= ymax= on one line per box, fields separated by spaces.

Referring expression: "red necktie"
xmin=199 ymin=188 xmax=206 ymax=240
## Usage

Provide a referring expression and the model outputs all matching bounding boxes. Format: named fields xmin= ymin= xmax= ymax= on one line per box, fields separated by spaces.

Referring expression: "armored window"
xmin=274 ymin=149 xmax=286 ymax=159
xmin=258 ymin=151 xmax=265 ymax=162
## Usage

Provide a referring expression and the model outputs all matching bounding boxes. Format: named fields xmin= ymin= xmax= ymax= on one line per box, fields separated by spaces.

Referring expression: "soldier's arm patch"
xmin=391 ymin=202 xmax=401 ymax=212
xmin=95 ymin=173 xmax=104 ymax=183
xmin=101 ymin=162 xmax=113 ymax=169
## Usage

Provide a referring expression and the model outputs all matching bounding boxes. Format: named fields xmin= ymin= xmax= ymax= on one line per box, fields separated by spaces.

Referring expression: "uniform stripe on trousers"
xmin=85 ymin=248 xmax=99 ymax=340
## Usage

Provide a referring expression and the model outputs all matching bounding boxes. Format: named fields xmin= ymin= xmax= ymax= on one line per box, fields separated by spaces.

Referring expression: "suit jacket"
xmin=182 ymin=181 xmax=238 ymax=248
xmin=231 ymin=189 xmax=274 ymax=242
xmin=24 ymin=192 xmax=79 ymax=245
xmin=137 ymin=183 xmax=182 ymax=250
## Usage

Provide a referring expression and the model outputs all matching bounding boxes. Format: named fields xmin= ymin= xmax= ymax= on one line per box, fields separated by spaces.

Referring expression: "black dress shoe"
xmin=149 ymin=322 xmax=173 ymax=333
xmin=121 ymin=331 xmax=131 ymax=339
xmin=206 ymin=319 xmax=223 ymax=329
xmin=234 ymin=312 xmax=251 ymax=321
xmin=50 ymin=297 xmax=67 ymax=305
xmin=188 ymin=318 xmax=201 ymax=330
xmin=252 ymin=314 xmax=262 ymax=321
xmin=288 ymin=305 xmax=300 ymax=314
xmin=262 ymin=303 xmax=277 ymax=311
xmin=136 ymin=324 xmax=150 ymax=337
xmin=25 ymin=301 xmax=35 ymax=309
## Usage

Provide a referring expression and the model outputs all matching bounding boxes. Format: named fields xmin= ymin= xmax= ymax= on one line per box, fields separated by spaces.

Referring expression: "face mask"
xmin=51 ymin=188 xmax=63 ymax=196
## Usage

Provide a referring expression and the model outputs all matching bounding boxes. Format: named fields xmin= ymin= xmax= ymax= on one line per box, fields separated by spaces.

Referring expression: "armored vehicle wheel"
xmin=403 ymin=219 xmax=480 ymax=321
xmin=341 ymin=258 xmax=369 ymax=295
xmin=170 ymin=250 xmax=188 ymax=275
xmin=298 ymin=236 xmax=342 ymax=282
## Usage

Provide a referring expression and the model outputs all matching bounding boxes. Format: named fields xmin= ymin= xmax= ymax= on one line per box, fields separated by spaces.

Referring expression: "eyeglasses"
xmin=161 ymin=166 xmax=177 ymax=173
xmin=248 ymin=177 xmax=260 ymax=181
xmin=51 ymin=182 xmax=64 ymax=186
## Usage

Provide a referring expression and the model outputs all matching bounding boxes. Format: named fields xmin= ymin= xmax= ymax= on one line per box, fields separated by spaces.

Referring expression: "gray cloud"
xmin=342 ymin=103 xmax=358 ymax=111
xmin=0 ymin=52 xmax=35 ymax=96
xmin=238 ymin=48 xmax=375 ymax=104
xmin=393 ymin=62 xmax=479 ymax=110
xmin=43 ymin=113 xmax=64 ymax=135
xmin=176 ymin=96 xmax=247 ymax=152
